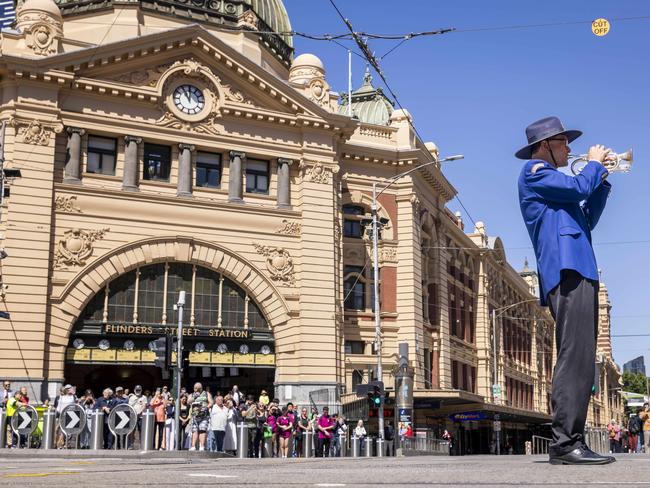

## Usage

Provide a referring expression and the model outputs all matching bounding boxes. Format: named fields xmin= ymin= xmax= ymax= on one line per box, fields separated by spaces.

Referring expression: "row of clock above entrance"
xmin=62 ymin=127 xmax=294 ymax=208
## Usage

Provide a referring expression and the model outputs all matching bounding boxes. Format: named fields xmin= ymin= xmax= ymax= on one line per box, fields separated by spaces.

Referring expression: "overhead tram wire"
xmin=327 ymin=0 xmax=478 ymax=228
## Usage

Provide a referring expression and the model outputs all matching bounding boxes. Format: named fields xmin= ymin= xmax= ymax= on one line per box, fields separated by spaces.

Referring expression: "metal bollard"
xmin=339 ymin=435 xmax=348 ymax=457
xmin=140 ymin=410 xmax=155 ymax=452
xmin=363 ymin=437 xmax=374 ymax=457
xmin=351 ymin=435 xmax=360 ymax=457
xmin=262 ymin=436 xmax=273 ymax=458
xmin=41 ymin=409 xmax=56 ymax=450
xmin=0 ymin=409 xmax=6 ymax=448
xmin=90 ymin=412 xmax=104 ymax=450
xmin=302 ymin=430 xmax=313 ymax=458
xmin=376 ymin=438 xmax=385 ymax=458
xmin=236 ymin=423 xmax=248 ymax=459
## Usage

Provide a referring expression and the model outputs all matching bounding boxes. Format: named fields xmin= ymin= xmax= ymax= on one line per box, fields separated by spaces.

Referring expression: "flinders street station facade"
xmin=0 ymin=0 xmax=621 ymax=453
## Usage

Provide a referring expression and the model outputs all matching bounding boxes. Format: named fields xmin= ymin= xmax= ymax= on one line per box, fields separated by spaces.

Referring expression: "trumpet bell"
xmin=570 ymin=148 xmax=634 ymax=175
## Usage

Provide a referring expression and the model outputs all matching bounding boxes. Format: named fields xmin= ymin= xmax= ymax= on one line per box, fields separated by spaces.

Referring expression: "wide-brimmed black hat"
xmin=515 ymin=116 xmax=582 ymax=160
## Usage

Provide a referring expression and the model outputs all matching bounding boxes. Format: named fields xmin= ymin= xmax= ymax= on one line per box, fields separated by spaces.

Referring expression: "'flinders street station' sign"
xmin=102 ymin=323 xmax=251 ymax=338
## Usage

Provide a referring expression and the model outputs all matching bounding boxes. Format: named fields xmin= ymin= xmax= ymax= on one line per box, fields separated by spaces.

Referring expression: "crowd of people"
xmin=607 ymin=404 xmax=650 ymax=454
xmin=2 ymin=380 xmax=397 ymax=456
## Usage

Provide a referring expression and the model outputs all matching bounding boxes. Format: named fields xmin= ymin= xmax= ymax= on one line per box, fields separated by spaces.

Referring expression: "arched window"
xmin=343 ymin=204 xmax=367 ymax=238
xmin=344 ymin=265 xmax=366 ymax=310
xmin=79 ymin=263 xmax=268 ymax=330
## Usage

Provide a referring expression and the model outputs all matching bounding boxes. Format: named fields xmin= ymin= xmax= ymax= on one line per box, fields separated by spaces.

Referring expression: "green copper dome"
xmin=339 ymin=68 xmax=395 ymax=126
xmin=55 ymin=0 xmax=294 ymax=64
xmin=245 ymin=0 xmax=292 ymax=47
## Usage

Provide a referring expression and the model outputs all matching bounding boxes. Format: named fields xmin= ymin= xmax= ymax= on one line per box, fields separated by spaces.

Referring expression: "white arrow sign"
xmin=66 ymin=411 xmax=80 ymax=429
xmin=115 ymin=410 xmax=130 ymax=430
xmin=17 ymin=411 xmax=32 ymax=429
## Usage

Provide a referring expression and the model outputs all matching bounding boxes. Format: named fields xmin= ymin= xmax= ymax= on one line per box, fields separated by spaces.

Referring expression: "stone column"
xmin=276 ymin=157 xmax=293 ymax=209
xmin=228 ymin=151 xmax=245 ymax=203
xmin=123 ymin=135 xmax=142 ymax=192
xmin=63 ymin=127 xmax=85 ymax=184
xmin=177 ymin=143 xmax=195 ymax=197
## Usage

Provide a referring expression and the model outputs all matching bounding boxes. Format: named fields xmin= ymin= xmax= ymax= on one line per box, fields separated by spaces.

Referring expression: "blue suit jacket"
xmin=518 ymin=159 xmax=611 ymax=305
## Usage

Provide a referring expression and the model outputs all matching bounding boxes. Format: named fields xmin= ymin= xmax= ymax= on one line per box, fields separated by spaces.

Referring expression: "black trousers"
xmin=547 ymin=270 xmax=598 ymax=456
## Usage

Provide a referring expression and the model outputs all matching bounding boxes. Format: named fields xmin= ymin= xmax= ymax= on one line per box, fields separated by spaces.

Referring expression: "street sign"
xmin=10 ymin=405 xmax=38 ymax=435
xmin=60 ymin=403 xmax=87 ymax=436
xmin=493 ymin=420 xmax=502 ymax=432
xmin=108 ymin=404 xmax=137 ymax=436
xmin=492 ymin=384 xmax=502 ymax=397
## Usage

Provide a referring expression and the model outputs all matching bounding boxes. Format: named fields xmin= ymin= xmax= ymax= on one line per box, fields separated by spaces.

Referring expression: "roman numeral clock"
xmin=173 ymin=84 xmax=205 ymax=116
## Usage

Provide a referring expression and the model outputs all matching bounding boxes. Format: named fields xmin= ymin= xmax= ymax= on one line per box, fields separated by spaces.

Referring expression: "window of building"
xmin=106 ymin=270 xmax=136 ymax=323
xmin=137 ymin=263 xmax=165 ymax=324
xmin=196 ymin=152 xmax=221 ymax=188
xmin=87 ymin=136 xmax=117 ymax=175
xmin=143 ymin=143 xmax=171 ymax=181
xmin=345 ymin=340 xmax=365 ymax=354
xmin=343 ymin=205 xmax=366 ymax=238
xmin=245 ymin=159 xmax=269 ymax=194
xmin=76 ymin=263 xmax=268 ymax=329
xmin=344 ymin=265 xmax=366 ymax=310
xmin=352 ymin=369 xmax=364 ymax=390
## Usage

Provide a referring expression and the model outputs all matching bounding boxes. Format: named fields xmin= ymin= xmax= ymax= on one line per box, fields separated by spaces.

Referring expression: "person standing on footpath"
xmin=316 ymin=406 xmax=335 ymax=457
xmin=517 ymin=116 xmax=614 ymax=465
xmin=639 ymin=403 xmax=650 ymax=453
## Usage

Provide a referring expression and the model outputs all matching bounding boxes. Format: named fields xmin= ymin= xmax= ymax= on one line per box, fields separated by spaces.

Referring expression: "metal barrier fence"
xmin=531 ymin=435 xmax=552 ymax=455
xmin=529 ymin=429 xmax=609 ymax=456
xmin=585 ymin=427 xmax=609 ymax=455
xmin=401 ymin=437 xmax=450 ymax=455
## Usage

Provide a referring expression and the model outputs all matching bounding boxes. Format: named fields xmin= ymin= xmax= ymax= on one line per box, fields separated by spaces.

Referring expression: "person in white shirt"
xmin=354 ymin=419 xmax=366 ymax=445
xmin=209 ymin=395 xmax=228 ymax=452
xmin=128 ymin=385 xmax=148 ymax=448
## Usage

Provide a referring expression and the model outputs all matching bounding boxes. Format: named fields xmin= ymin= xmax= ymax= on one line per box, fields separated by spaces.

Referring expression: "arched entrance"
xmin=64 ymin=262 xmax=276 ymax=397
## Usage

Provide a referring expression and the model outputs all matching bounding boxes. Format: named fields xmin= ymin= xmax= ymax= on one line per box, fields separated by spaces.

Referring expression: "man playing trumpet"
xmin=516 ymin=116 xmax=614 ymax=465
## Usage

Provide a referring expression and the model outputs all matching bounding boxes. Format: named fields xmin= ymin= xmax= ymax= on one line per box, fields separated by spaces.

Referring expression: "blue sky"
xmin=284 ymin=0 xmax=650 ymax=368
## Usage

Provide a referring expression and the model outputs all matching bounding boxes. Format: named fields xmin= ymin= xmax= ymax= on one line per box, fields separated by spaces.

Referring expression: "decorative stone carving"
xmin=155 ymin=109 xmax=222 ymax=135
xmin=301 ymin=162 xmax=338 ymax=184
xmin=275 ymin=219 xmax=301 ymax=236
xmin=54 ymin=227 xmax=109 ymax=270
xmin=110 ymin=63 xmax=172 ymax=86
xmin=253 ymin=243 xmax=296 ymax=286
xmin=289 ymin=53 xmax=334 ymax=111
xmin=16 ymin=0 xmax=63 ymax=56
xmin=380 ymin=246 xmax=398 ymax=264
xmin=238 ymin=9 xmax=259 ymax=30
xmin=9 ymin=117 xmax=64 ymax=145
xmin=55 ymin=195 xmax=81 ymax=213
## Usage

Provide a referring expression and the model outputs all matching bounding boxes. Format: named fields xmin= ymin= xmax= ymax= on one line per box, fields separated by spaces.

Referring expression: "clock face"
xmin=98 ymin=339 xmax=110 ymax=351
xmin=239 ymin=344 xmax=249 ymax=355
xmin=124 ymin=340 xmax=135 ymax=351
xmin=173 ymin=84 xmax=205 ymax=115
xmin=217 ymin=343 xmax=228 ymax=354
xmin=73 ymin=338 xmax=85 ymax=350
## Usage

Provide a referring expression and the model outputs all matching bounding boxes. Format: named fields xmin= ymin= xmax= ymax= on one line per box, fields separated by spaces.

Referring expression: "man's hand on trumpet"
xmin=587 ymin=144 xmax=613 ymax=165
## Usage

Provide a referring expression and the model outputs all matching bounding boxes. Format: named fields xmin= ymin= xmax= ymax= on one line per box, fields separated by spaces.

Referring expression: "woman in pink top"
xmin=151 ymin=389 xmax=167 ymax=450
xmin=277 ymin=407 xmax=293 ymax=458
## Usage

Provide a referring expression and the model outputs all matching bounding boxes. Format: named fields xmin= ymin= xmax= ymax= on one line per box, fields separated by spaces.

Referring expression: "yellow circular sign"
xmin=592 ymin=18 xmax=610 ymax=36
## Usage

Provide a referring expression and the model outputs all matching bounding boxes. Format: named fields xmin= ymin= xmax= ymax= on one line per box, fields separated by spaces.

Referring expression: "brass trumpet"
xmin=570 ymin=148 xmax=633 ymax=175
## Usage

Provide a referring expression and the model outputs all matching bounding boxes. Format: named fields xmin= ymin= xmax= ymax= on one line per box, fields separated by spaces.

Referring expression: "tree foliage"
xmin=623 ymin=371 xmax=648 ymax=395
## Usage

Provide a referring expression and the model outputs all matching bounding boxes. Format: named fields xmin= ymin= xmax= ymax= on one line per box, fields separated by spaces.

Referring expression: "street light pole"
xmin=174 ymin=290 xmax=186 ymax=450
xmin=370 ymin=154 xmax=464 ymax=441
xmin=490 ymin=298 xmax=538 ymax=456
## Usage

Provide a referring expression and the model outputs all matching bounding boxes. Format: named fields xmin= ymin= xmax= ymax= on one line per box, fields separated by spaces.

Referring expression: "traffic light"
xmin=152 ymin=336 xmax=171 ymax=370
xmin=364 ymin=380 xmax=384 ymax=407
xmin=181 ymin=349 xmax=190 ymax=371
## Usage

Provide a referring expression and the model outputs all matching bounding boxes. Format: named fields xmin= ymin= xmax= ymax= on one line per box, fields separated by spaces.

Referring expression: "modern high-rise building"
xmin=624 ymin=356 xmax=646 ymax=376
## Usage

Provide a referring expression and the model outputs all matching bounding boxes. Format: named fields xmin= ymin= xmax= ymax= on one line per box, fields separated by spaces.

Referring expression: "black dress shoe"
xmin=549 ymin=446 xmax=615 ymax=465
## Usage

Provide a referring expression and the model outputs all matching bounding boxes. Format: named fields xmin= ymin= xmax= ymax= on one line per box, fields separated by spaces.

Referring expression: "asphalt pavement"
xmin=1 ymin=452 xmax=649 ymax=487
